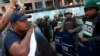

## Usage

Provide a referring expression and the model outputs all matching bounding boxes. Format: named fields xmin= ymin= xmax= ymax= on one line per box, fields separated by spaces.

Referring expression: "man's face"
xmin=85 ymin=8 xmax=97 ymax=17
xmin=14 ymin=19 xmax=30 ymax=32
xmin=65 ymin=13 xmax=72 ymax=20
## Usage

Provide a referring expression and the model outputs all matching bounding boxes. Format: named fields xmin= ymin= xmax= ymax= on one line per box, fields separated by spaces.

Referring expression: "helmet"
xmin=84 ymin=1 xmax=99 ymax=11
xmin=64 ymin=11 xmax=72 ymax=16
xmin=64 ymin=9 xmax=72 ymax=16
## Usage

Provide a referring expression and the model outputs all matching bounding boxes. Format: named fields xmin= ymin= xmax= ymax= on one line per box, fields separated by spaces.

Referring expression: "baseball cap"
xmin=9 ymin=12 xmax=31 ymax=23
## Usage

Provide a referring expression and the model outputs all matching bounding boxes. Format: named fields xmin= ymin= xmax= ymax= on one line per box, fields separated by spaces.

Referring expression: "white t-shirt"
xmin=28 ymin=29 xmax=37 ymax=56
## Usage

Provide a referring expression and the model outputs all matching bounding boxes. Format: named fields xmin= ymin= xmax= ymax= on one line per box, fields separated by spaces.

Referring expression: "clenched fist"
xmin=10 ymin=0 xmax=18 ymax=5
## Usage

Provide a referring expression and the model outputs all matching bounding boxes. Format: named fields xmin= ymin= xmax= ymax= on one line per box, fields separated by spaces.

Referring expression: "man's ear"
xmin=11 ymin=23 xmax=16 ymax=29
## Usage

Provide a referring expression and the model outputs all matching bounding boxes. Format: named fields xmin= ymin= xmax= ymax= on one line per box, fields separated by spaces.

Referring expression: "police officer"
xmin=42 ymin=16 xmax=51 ymax=42
xmin=51 ymin=14 xmax=60 ymax=41
xmin=80 ymin=1 xmax=100 ymax=56
xmin=62 ymin=11 xmax=82 ymax=56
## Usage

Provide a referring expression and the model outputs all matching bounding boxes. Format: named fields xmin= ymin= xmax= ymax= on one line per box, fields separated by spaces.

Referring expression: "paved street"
xmin=50 ymin=41 xmax=62 ymax=56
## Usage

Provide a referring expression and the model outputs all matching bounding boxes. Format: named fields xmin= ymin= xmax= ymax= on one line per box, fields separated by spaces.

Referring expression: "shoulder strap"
xmin=72 ymin=18 xmax=77 ymax=28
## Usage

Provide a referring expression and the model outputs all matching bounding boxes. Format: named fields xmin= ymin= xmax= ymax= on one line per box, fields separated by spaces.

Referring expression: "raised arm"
xmin=0 ymin=0 xmax=17 ymax=32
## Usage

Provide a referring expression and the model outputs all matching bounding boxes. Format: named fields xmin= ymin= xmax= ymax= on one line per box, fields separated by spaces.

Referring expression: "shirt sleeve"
xmin=73 ymin=18 xmax=83 ymax=33
xmin=4 ymin=33 xmax=19 ymax=50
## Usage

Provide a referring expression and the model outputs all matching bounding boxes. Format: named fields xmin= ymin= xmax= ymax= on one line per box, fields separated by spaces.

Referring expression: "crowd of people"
xmin=0 ymin=0 xmax=100 ymax=56
xmin=35 ymin=14 xmax=64 ymax=42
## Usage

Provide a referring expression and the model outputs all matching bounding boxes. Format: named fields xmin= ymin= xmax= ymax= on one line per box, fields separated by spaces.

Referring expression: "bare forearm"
xmin=12 ymin=28 xmax=34 ymax=56
xmin=20 ymin=27 xmax=33 ymax=55
xmin=0 ymin=5 xmax=15 ymax=32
